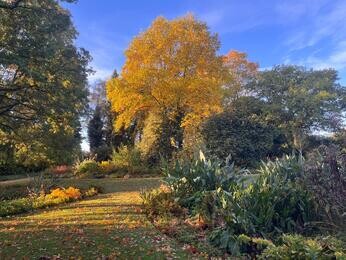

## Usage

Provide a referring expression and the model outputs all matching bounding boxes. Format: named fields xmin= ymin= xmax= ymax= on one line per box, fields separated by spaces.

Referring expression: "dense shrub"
xmin=98 ymin=160 xmax=118 ymax=175
xmin=112 ymin=145 xmax=142 ymax=168
xmin=141 ymin=184 xmax=185 ymax=219
xmin=73 ymin=153 xmax=158 ymax=178
xmin=209 ymin=231 xmax=273 ymax=257
xmin=234 ymin=155 xmax=316 ymax=236
xmin=303 ymin=145 xmax=346 ymax=231
xmin=201 ymin=97 xmax=288 ymax=167
xmin=163 ymin=151 xmax=249 ymax=213
xmin=74 ymin=159 xmax=100 ymax=177
xmin=0 ymin=187 xmax=98 ymax=217
xmin=51 ymin=165 xmax=73 ymax=176
xmin=144 ymin=152 xmax=338 ymax=257
xmin=0 ymin=197 xmax=32 ymax=216
xmin=259 ymin=234 xmax=346 ymax=259
xmin=0 ymin=163 xmax=26 ymax=176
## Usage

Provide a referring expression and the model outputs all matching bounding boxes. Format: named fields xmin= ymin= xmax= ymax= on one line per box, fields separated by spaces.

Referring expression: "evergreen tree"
xmin=88 ymin=105 xmax=104 ymax=153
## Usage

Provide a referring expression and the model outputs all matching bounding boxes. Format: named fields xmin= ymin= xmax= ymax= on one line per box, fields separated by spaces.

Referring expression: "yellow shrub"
xmin=99 ymin=160 xmax=117 ymax=175
xmin=50 ymin=188 xmax=69 ymax=200
xmin=48 ymin=187 xmax=81 ymax=201
xmin=64 ymin=187 xmax=81 ymax=200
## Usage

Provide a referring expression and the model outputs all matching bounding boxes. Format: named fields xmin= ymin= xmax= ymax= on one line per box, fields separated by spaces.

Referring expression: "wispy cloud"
xmin=196 ymin=1 xmax=273 ymax=34
xmin=284 ymin=0 xmax=346 ymax=51
xmin=76 ymin=22 xmax=130 ymax=83
xmin=276 ymin=0 xmax=346 ymax=81
xmin=297 ymin=41 xmax=346 ymax=70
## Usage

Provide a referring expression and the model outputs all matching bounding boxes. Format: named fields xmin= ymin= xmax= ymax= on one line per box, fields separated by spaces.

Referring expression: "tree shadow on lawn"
xmin=0 ymin=190 xmax=189 ymax=259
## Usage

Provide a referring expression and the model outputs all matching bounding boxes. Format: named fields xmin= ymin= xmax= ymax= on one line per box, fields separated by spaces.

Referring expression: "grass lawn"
xmin=0 ymin=178 xmax=192 ymax=259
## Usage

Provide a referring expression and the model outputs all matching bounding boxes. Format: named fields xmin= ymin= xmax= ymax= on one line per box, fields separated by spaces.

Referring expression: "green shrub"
xmin=98 ymin=160 xmax=118 ymax=175
xmin=74 ymin=159 xmax=100 ymax=177
xmin=0 ymin=197 xmax=32 ymax=216
xmin=259 ymin=234 xmax=346 ymax=259
xmin=201 ymin=97 xmax=289 ymax=167
xmin=83 ymin=186 xmax=99 ymax=197
xmin=112 ymin=145 xmax=142 ymax=169
xmin=141 ymin=185 xmax=185 ymax=219
xmin=0 ymin=163 xmax=25 ymax=176
xmin=163 ymin=151 xmax=249 ymax=210
xmin=235 ymin=155 xmax=317 ymax=236
xmin=209 ymin=230 xmax=273 ymax=256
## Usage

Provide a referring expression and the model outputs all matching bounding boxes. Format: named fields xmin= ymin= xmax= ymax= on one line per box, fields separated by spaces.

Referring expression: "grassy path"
xmin=0 ymin=178 xmax=190 ymax=259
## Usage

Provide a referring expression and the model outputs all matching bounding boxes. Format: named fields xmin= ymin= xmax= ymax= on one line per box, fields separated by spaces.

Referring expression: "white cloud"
xmin=299 ymin=41 xmax=346 ymax=70
xmin=88 ymin=66 xmax=113 ymax=83
xmin=284 ymin=0 xmax=346 ymax=51
xmin=199 ymin=10 xmax=224 ymax=27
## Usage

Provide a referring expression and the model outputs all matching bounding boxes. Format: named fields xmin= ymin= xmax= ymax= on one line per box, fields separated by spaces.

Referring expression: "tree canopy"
xmin=107 ymin=15 xmax=228 ymax=159
xmin=249 ymin=65 xmax=346 ymax=149
xmin=0 ymin=0 xmax=90 ymax=165
xmin=106 ymin=15 xmax=227 ymax=131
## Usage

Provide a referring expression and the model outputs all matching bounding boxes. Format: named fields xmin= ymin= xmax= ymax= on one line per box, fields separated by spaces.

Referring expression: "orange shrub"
xmin=50 ymin=188 xmax=69 ymax=200
xmin=64 ymin=187 xmax=81 ymax=199
xmin=48 ymin=187 xmax=81 ymax=201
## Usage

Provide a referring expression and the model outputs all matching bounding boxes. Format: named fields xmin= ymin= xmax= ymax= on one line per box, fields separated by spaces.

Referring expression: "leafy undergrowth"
xmin=0 ymin=178 xmax=193 ymax=259
xmin=0 ymin=187 xmax=98 ymax=217
xmin=141 ymin=185 xmax=226 ymax=257
xmin=152 ymin=216 xmax=226 ymax=258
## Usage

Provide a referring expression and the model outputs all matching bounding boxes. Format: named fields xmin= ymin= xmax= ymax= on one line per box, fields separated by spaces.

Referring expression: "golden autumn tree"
xmin=223 ymin=50 xmax=258 ymax=103
xmin=107 ymin=15 xmax=227 ymax=160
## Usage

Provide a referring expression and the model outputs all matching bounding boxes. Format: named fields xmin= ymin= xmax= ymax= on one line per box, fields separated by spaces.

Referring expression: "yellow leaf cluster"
xmin=106 ymin=15 xmax=227 ymax=130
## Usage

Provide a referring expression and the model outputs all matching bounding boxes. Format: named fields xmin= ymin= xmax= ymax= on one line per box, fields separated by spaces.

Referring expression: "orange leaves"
xmin=64 ymin=187 xmax=82 ymax=200
xmin=223 ymin=50 xmax=258 ymax=76
xmin=48 ymin=187 xmax=81 ymax=201
xmin=223 ymin=50 xmax=259 ymax=102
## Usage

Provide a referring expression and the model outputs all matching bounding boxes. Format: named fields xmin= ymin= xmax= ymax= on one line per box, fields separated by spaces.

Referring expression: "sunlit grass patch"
xmin=0 ymin=178 xmax=191 ymax=259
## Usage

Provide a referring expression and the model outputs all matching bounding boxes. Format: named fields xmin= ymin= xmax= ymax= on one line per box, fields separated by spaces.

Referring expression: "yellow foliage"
xmin=106 ymin=15 xmax=227 ymax=131
xmin=223 ymin=50 xmax=258 ymax=102
xmin=49 ymin=187 xmax=81 ymax=201
xmin=49 ymin=188 xmax=69 ymax=200
xmin=99 ymin=160 xmax=117 ymax=174
xmin=64 ymin=187 xmax=82 ymax=200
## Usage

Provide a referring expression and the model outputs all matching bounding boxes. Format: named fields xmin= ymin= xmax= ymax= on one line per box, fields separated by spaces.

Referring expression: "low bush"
xmin=302 ymin=145 xmax=346 ymax=232
xmin=0 ymin=197 xmax=32 ymax=216
xmin=259 ymin=234 xmax=346 ymax=259
xmin=232 ymin=155 xmax=317 ymax=236
xmin=112 ymin=145 xmax=142 ymax=168
xmin=141 ymin=184 xmax=185 ymax=219
xmin=98 ymin=160 xmax=118 ymax=175
xmin=0 ymin=163 xmax=25 ymax=176
xmin=163 ymin=151 xmax=249 ymax=212
xmin=0 ymin=186 xmax=98 ymax=217
xmin=209 ymin=230 xmax=273 ymax=257
xmin=74 ymin=159 xmax=100 ymax=177
xmin=143 ymin=151 xmax=342 ymax=258
xmin=49 ymin=165 xmax=73 ymax=177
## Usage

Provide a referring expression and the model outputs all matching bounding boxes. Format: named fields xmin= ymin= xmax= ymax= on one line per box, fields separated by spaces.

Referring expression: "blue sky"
xmin=64 ymin=0 xmax=346 ymax=86
xmin=63 ymin=0 xmax=346 ymax=151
